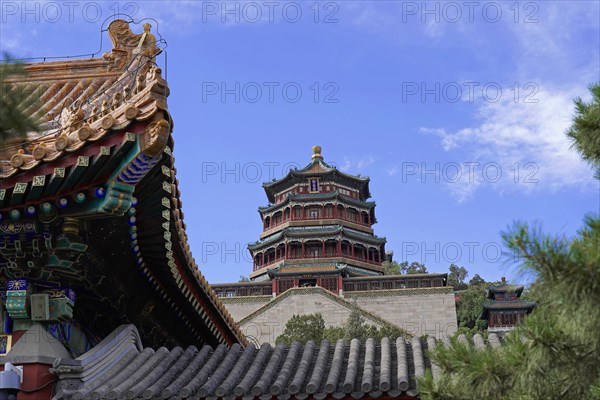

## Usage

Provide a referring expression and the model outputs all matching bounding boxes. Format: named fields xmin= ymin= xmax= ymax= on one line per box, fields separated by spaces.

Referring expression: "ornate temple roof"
xmin=258 ymin=189 xmax=376 ymax=214
xmin=0 ymin=20 xmax=244 ymax=347
xmin=482 ymin=300 xmax=536 ymax=310
xmin=249 ymin=225 xmax=387 ymax=251
xmin=262 ymin=146 xmax=371 ymax=203
xmin=52 ymin=323 xmax=504 ymax=400
xmin=486 ymin=283 xmax=525 ymax=298
xmin=1 ymin=21 xmax=168 ymax=179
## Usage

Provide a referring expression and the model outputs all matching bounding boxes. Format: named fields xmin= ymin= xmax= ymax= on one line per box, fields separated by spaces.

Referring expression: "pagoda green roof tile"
xmin=258 ymin=190 xmax=376 ymax=213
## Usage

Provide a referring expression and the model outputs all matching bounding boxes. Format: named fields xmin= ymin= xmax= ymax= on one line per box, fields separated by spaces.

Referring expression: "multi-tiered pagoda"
xmin=213 ymin=147 xmax=455 ymax=344
xmin=249 ymin=146 xmax=387 ymax=289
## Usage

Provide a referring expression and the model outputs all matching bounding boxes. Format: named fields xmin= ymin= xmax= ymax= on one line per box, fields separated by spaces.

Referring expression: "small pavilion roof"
xmin=483 ymin=300 xmax=536 ymax=310
xmin=486 ymin=283 xmax=525 ymax=299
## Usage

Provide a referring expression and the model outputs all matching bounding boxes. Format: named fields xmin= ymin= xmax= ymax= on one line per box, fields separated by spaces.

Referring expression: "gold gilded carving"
xmin=10 ymin=150 xmax=25 ymax=168
xmin=32 ymin=144 xmax=46 ymax=160
xmin=112 ymin=92 xmax=123 ymax=110
xmin=77 ymin=124 xmax=95 ymax=141
xmin=55 ymin=134 xmax=69 ymax=151
xmin=63 ymin=217 xmax=80 ymax=235
xmin=135 ymin=75 xmax=146 ymax=94
xmin=124 ymin=106 xmax=140 ymax=120
xmin=140 ymin=118 xmax=170 ymax=157
xmin=103 ymin=20 xmax=159 ymax=71
xmin=101 ymin=100 xmax=110 ymax=117
xmin=100 ymin=115 xmax=115 ymax=130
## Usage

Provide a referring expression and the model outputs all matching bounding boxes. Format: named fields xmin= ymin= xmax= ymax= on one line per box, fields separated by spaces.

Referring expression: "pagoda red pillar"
xmin=322 ymin=240 xmax=325 ymax=256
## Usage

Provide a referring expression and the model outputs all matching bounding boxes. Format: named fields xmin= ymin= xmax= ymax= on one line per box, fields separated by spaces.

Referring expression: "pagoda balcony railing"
xmin=265 ymin=214 xmax=370 ymax=231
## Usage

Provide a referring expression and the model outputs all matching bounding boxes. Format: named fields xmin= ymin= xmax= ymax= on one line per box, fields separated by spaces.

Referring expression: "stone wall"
xmin=220 ymin=295 xmax=272 ymax=321
xmin=221 ymin=286 xmax=457 ymax=345
xmin=346 ymin=287 xmax=458 ymax=338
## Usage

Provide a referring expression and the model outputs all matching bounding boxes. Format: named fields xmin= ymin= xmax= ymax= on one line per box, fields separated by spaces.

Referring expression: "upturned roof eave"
xmin=262 ymin=161 xmax=371 ymax=202
xmin=257 ymin=190 xmax=377 ymax=213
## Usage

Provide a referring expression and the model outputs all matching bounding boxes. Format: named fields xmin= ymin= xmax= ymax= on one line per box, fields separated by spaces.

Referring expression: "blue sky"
xmin=2 ymin=0 xmax=599 ymax=284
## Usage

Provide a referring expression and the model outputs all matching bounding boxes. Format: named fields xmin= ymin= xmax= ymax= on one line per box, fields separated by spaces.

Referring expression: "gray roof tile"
xmin=52 ymin=325 xmax=503 ymax=400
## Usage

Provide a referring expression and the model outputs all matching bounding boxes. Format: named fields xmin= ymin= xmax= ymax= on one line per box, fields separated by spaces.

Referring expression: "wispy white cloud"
xmin=357 ymin=155 xmax=375 ymax=170
xmin=387 ymin=166 xmax=399 ymax=176
xmin=421 ymin=84 xmax=596 ymax=202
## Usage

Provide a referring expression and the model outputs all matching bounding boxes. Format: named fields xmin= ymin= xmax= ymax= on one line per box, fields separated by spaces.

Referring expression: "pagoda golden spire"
xmin=312 ymin=145 xmax=323 ymax=161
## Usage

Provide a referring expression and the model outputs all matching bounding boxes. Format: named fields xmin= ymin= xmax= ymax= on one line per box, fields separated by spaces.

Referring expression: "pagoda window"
xmin=273 ymin=212 xmax=283 ymax=226
xmin=407 ymin=280 xmax=419 ymax=288
xmin=284 ymin=208 xmax=291 ymax=221
xmin=278 ymin=278 xmax=295 ymax=294
xmin=292 ymin=206 xmax=302 ymax=220
xmin=226 ymin=290 xmax=235 ymax=298
xmin=320 ymin=277 xmax=338 ymax=292
xmin=346 ymin=208 xmax=358 ymax=223
xmin=362 ymin=212 xmax=370 ymax=225
xmin=307 ymin=208 xmax=320 ymax=219
xmin=324 ymin=241 xmax=337 ymax=256
xmin=307 ymin=246 xmax=321 ymax=257
xmin=324 ymin=204 xmax=334 ymax=218
xmin=264 ymin=216 xmax=271 ymax=229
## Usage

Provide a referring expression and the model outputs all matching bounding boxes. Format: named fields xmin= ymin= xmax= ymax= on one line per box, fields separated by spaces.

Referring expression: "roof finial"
xmin=312 ymin=145 xmax=323 ymax=161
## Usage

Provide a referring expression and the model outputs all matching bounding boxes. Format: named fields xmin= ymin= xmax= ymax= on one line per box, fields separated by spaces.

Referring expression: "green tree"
xmin=382 ymin=260 xmax=400 ymax=275
xmin=1 ymin=56 xmax=41 ymax=143
xmin=323 ymin=326 xmax=345 ymax=342
xmin=421 ymin=216 xmax=600 ymax=400
xmin=275 ymin=313 xmax=325 ymax=345
xmin=567 ymin=83 xmax=600 ymax=177
xmin=447 ymin=264 xmax=468 ymax=290
xmin=454 ymin=282 xmax=487 ymax=331
xmin=405 ymin=261 xmax=428 ymax=274
xmin=383 ymin=260 xmax=428 ymax=275
xmin=344 ymin=305 xmax=368 ymax=341
xmin=468 ymin=273 xmax=485 ymax=286
xmin=238 ymin=275 xmax=250 ymax=282
xmin=419 ymin=84 xmax=600 ymax=400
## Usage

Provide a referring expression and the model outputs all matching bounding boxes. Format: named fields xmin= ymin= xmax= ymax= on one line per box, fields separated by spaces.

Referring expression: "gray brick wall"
xmin=222 ymin=288 xmax=458 ymax=345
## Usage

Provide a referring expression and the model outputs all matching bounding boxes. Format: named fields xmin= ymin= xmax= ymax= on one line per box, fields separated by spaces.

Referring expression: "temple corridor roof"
xmin=0 ymin=20 xmax=245 ymax=347
xmin=52 ymin=324 xmax=504 ymax=400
